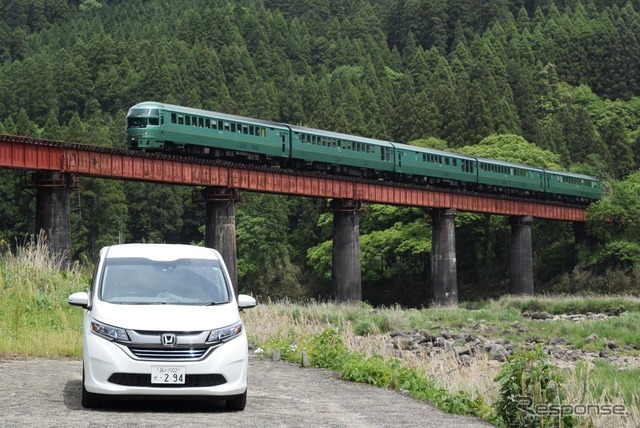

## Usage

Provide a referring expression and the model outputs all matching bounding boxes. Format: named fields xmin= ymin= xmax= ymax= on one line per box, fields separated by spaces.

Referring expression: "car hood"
xmin=92 ymin=301 xmax=240 ymax=331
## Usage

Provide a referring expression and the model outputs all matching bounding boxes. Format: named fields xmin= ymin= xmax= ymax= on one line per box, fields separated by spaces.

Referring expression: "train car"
xmin=125 ymin=102 xmax=603 ymax=205
xmin=289 ymin=125 xmax=395 ymax=177
xmin=126 ymin=102 xmax=291 ymax=163
xmin=392 ymin=143 xmax=478 ymax=187
xmin=476 ymin=158 xmax=545 ymax=197
xmin=544 ymin=170 xmax=601 ymax=202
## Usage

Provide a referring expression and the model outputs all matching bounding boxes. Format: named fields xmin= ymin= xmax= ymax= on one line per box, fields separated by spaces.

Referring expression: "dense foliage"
xmin=1 ymin=0 xmax=640 ymax=302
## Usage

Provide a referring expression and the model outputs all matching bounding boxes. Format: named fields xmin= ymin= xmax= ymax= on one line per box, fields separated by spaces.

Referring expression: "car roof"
xmin=103 ymin=243 xmax=220 ymax=261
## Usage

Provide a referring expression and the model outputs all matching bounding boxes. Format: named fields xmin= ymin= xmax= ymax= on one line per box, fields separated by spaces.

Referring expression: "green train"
xmin=126 ymin=101 xmax=602 ymax=204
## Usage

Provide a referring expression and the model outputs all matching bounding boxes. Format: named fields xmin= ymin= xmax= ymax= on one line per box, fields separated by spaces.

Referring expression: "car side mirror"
xmin=237 ymin=294 xmax=256 ymax=311
xmin=68 ymin=291 xmax=90 ymax=309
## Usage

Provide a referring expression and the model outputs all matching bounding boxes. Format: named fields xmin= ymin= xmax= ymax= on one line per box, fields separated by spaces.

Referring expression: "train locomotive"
xmin=126 ymin=101 xmax=602 ymax=204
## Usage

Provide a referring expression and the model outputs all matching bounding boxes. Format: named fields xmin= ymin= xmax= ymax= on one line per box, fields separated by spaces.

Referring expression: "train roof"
xmin=128 ymin=101 xmax=289 ymax=130
xmin=543 ymin=169 xmax=599 ymax=180
xmin=288 ymin=124 xmax=395 ymax=147
xmin=477 ymin=157 xmax=545 ymax=171
xmin=391 ymin=142 xmax=477 ymax=160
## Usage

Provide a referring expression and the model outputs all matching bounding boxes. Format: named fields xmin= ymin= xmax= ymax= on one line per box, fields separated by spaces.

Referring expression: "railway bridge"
xmin=0 ymin=134 xmax=590 ymax=305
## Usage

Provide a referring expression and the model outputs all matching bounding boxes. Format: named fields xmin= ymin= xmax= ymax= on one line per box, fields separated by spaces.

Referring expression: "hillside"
xmin=1 ymin=0 xmax=640 ymax=302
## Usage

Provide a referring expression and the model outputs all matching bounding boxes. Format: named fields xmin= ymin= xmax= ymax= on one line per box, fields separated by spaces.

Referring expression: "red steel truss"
xmin=0 ymin=135 xmax=587 ymax=221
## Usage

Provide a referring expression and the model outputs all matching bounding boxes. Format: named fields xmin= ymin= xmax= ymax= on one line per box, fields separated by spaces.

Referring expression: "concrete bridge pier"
xmin=509 ymin=215 xmax=534 ymax=295
xmin=572 ymin=221 xmax=594 ymax=266
xmin=430 ymin=208 xmax=458 ymax=306
xmin=331 ymin=199 xmax=362 ymax=302
xmin=203 ymin=187 xmax=240 ymax=296
xmin=33 ymin=172 xmax=73 ymax=267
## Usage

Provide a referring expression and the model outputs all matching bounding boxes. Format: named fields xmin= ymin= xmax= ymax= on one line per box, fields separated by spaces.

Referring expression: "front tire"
xmin=225 ymin=390 xmax=247 ymax=411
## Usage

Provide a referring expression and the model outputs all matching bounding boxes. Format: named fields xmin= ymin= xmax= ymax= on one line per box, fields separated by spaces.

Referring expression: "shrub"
xmin=495 ymin=345 xmax=573 ymax=427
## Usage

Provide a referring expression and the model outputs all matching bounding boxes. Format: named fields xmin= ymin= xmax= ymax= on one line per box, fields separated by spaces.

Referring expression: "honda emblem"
xmin=161 ymin=333 xmax=177 ymax=347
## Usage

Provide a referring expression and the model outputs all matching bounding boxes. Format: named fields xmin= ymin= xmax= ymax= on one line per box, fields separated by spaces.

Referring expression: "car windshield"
xmin=100 ymin=257 xmax=230 ymax=305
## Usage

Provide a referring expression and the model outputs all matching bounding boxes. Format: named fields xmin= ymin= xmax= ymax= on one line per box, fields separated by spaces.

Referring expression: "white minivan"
xmin=68 ymin=243 xmax=256 ymax=410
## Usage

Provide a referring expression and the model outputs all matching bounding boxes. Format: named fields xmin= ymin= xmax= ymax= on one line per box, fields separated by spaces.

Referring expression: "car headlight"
xmin=91 ymin=319 xmax=129 ymax=342
xmin=207 ymin=320 xmax=243 ymax=343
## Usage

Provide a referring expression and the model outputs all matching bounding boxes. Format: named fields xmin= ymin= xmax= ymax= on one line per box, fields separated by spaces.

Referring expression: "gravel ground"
xmin=0 ymin=355 xmax=492 ymax=427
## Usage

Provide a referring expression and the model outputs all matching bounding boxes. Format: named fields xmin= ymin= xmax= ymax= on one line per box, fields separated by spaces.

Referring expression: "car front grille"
xmin=108 ymin=373 xmax=227 ymax=388
xmin=127 ymin=346 xmax=212 ymax=360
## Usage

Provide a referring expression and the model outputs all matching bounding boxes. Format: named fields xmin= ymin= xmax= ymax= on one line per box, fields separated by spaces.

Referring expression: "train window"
xmin=231 ymin=123 xmax=236 ymax=132
xmin=178 ymin=115 xmax=184 ymax=125
xmin=199 ymin=117 xmax=204 ymax=127
xmin=150 ymin=109 xmax=159 ymax=116
xmin=453 ymin=159 xmax=457 ymax=167
xmin=261 ymin=128 xmax=266 ymax=137
xmin=224 ymin=122 xmax=230 ymax=132
xmin=149 ymin=118 xmax=159 ymax=125
xmin=171 ymin=113 xmax=176 ymax=123
xmin=243 ymin=125 xmax=248 ymax=134
xmin=218 ymin=120 xmax=223 ymax=130
xmin=185 ymin=116 xmax=191 ymax=126
xmin=192 ymin=116 xmax=197 ymax=127
xmin=205 ymin=118 xmax=210 ymax=128
xmin=445 ymin=158 xmax=449 ymax=166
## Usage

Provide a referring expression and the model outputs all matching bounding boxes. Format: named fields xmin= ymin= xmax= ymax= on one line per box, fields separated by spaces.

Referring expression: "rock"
xmin=301 ymin=352 xmax=309 ymax=368
xmin=392 ymin=335 xmax=414 ymax=350
xmin=272 ymin=348 xmax=281 ymax=362
xmin=605 ymin=340 xmax=620 ymax=350
xmin=585 ymin=333 xmax=599 ymax=343
xmin=530 ymin=311 xmax=554 ymax=320
xmin=488 ymin=343 xmax=509 ymax=362
xmin=547 ymin=337 xmax=566 ymax=345
xmin=433 ymin=337 xmax=447 ymax=348
xmin=455 ymin=333 xmax=470 ymax=342
xmin=599 ymin=350 xmax=611 ymax=358
xmin=453 ymin=345 xmax=471 ymax=356
xmin=458 ymin=354 xmax=472 ymax=366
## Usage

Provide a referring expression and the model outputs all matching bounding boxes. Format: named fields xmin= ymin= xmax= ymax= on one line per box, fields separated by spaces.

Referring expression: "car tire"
xmin=82 ymin=367 xmax=102 ymax=408
xmin=225 ymin=390 xmax=247 ymax=411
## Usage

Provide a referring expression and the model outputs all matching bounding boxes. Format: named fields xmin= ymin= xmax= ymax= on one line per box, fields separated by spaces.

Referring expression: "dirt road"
xmin=1 ymin=356 xmax=492 ymax=427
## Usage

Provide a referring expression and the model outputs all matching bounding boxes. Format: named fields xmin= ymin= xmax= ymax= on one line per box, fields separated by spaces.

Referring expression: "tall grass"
xmin=0 ymin=237 xmax=88 ymax=357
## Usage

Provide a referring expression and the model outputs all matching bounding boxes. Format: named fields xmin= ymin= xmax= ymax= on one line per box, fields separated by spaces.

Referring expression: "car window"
xmin=100 ymin=258 xmax=230 ymax=305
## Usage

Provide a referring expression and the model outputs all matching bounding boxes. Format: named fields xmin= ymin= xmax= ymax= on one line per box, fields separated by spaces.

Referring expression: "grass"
xmin=1 ymin=241 xmax=640 ymax=425
xmin=0 ymin=238 xmax=87 ymax=357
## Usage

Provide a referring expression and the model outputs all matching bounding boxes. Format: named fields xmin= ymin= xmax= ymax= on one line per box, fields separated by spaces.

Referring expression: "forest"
xmin=1 ymin=0 xmax=640 ymax=305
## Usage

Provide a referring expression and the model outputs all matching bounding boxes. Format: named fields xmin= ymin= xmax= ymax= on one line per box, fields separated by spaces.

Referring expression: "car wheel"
xmin=81 ymin=366 xmax=102 ymax=408
xmin=225 ymin=390 xmax=247 ymax=411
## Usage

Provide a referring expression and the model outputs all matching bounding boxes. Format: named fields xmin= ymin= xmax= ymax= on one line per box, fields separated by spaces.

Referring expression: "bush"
xmin=495 ymin=345 xmax=573 ymax=427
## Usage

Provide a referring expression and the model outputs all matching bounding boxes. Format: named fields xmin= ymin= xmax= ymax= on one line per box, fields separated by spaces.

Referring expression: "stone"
xmin=272 ymin=348 xmax=281 ymax=362
xmin=392 ymin=335 xmax=414 ymax=350
xmin=488 ymin=343 xmax=509 ymax=362
xmin=585 ymin=333 xmax=599 ymax=343
xmin=530 ymin=311 xmax=554 ymax=320
xmin=301 ymin=352 xmax=309 ymax=368
xmin=547 ymin=337 xmax=566 ymax=345
xmin=605 ymin=340 xmax=620 ymax=350
xmin=453 ymin=345 xmax=471 ymax=356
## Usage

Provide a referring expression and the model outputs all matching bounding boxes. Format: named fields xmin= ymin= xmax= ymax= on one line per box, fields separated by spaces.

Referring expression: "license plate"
xmin=151 ymin=366 xmax=186 ymax=384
